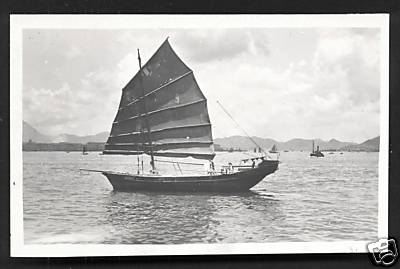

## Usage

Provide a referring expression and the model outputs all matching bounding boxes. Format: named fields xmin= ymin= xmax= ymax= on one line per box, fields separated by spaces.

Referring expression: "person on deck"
xmin=210 ymin=160 xmax=215 ymax=170
xmin=208 ymin=160 xmax=215 ymax=174
xmin=252 ymin=159 xmax=256 ymax=168
xmin=228 ymin=162 xmax=233 ymax=173
xmin=149 ymin=160 xmax=156 ymax=174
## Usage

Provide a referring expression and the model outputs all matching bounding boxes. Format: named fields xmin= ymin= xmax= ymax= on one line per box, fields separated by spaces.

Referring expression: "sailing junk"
xmin=98 ymin=39 xmax=279 ymax=192
xmin=269 ymin=144 xmax=278 ymax=153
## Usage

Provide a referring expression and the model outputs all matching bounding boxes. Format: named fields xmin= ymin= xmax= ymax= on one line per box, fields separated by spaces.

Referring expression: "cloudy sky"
xmin=23 ymin=27 xmax=381 ymax=143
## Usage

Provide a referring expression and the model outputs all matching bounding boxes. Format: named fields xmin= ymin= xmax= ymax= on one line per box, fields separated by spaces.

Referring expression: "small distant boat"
xmin=82 ymin=146 xmax=88 ymax=155
xmin=283 ymin=150 xmax=289 ymax=152
xmin=269 ymin=144 xmax=278 ymax=153
xmin=310 ymin=140 xmax=324 ymax=157
xmin=329 ymin=152 xmax=334 ymax=155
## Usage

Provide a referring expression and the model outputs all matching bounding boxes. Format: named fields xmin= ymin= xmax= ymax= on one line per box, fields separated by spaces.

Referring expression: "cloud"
xmin=22 ymin=28 xmax=381 ymax=142
xmin=174 ymin=29 xmax=269 ymax=63
xmin=195 ymin=28 xmax=381 ymax=142
xmin=23 ymin=41 xmax=139 ymax=136
xmin=23 ymin=83 xmax=78 ymax=134
xmin=312 ymin=28 xmax=380 ymax=106
xmin=65 ymin=45 xmax=83 ymax=59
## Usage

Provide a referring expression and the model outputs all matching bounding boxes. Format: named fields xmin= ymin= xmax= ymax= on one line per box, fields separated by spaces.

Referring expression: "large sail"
xmin=104 ymin=39 xmax=215 ymax=160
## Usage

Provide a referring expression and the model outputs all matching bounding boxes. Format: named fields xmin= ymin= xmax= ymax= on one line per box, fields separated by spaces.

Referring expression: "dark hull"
xmin=310 ymin=152 xmax=324 ymax=157
xmin=102 ymin=160 xmax=279 ymax=193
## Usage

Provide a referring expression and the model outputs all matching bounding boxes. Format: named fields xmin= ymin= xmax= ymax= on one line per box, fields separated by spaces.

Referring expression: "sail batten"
xmin=104 ymin=39 xmax=214 ymax=159
xmin=106 ymin=141 xmax=213 ymax=146
xmin=114 ymin=99 xmax=206 ymax=125
xmin=110 ymin=123 xmax=211 ymax=138
xmin=119 ymin=71 xmax=193 ymax=111
xmin=103 ymin=149 xmax=215 ymax=159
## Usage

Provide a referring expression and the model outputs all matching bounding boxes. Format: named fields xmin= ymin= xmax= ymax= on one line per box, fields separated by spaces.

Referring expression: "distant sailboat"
xmin=269 ymin=144 xmax=278 ymax=153
xmin=82 ymin=38 xmax=279 ymax=192
xmin=310 ymin=140 xmax=324 ymax=157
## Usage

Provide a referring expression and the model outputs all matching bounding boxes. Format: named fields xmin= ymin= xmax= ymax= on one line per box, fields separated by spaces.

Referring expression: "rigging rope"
xmin=216 ymin=100 xmax=266 ymax=153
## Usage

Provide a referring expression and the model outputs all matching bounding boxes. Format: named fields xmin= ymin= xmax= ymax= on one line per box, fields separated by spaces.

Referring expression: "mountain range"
xmin=339 ymin=136 xmax=380 ymax=152
xmin=23 ymin=121 xmax=109 ymax=144
xmin=214 ymin=136 xmax=357 ymax=151
xmin=23 ymin=121 xmax=52 ymax=143
xmin=23 ymin=121 xmax=379 ymax=151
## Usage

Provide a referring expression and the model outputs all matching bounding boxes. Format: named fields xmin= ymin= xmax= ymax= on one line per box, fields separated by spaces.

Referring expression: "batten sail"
xmin=104 ymin=39 xmax=215 ymax=160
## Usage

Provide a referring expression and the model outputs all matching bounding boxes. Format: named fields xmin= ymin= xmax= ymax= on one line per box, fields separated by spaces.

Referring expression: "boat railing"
xmin=221 ymin=165 xmax=253 ymax=169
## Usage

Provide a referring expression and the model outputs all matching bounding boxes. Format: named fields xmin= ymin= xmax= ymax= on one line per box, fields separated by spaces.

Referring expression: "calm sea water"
xmin=23 ymin=151 xmax=378 ymax=244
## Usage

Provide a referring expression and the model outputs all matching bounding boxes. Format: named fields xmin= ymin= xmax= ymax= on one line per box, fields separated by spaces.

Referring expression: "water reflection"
xmin=103 ymin=190 xmax=282 ymax=244
xmin=23 ymin=151 xmax=379 ymax=244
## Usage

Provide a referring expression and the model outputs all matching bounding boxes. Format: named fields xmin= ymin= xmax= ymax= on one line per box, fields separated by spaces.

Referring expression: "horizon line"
xmin=23 ymin=120 xmax=378 ymax=144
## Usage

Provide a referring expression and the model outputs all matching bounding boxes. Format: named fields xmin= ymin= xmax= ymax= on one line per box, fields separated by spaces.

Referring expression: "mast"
xmin=137 ymin=48 xmax=156 ymax=171
xmin=312 ymin=140 xmax=315 ymax=153
xmin=104 ymin=39 xmax=215 ymax=160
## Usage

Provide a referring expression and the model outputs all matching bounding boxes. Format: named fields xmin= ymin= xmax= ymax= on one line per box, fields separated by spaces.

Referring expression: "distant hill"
xmin=324 ymin=138 xmax=352 ymax=149
xmin=279 ymin=138 xmax=312 ymax=151
xmin=280 ymin=138 xmax=355 ymax=151
xmin=214 ymin=136 xmax=277 ymax=151
xmin=52 ymin=132 xmax=109 ymax=143
xmin=214 ymin=136 xmax=355 ymax=151
xmin=23 ymin=121 xmax=377 ymax=152
xmin=23 ymin=121 xmax=51 ymax=143
xmin=340 ymin=136 xmax=379 ymax=152
xmin=23 ymin=121 xmax=109 ymax=143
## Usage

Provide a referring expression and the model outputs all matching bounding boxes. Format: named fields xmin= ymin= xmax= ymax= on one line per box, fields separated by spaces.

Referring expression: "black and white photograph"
xmin=10 ymin=14 xmax=389 ymax=256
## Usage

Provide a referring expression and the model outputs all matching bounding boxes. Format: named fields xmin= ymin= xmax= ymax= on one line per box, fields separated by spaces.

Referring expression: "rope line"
xmin=216 ymin=100 xmax=266 ymax=153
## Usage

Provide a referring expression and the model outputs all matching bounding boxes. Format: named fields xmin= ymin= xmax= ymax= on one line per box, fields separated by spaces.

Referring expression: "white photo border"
xmin=10 ymin=14 xmax=389 ymax=257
